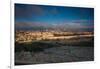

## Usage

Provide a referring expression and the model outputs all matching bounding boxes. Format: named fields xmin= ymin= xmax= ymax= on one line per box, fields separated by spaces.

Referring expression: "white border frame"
xmin=11 ymin=0 xmax=95 ymax=69
xmin=11 ymin=1 xmax=14 ymax=69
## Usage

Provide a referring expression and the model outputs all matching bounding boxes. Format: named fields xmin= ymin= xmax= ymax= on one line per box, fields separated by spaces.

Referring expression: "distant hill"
xmin=15 ymin=22 xmax=93 ymax=32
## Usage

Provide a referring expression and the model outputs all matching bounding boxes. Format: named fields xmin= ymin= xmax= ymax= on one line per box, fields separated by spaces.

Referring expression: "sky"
xmin=15 ymin=3 xmax=94 ymax=32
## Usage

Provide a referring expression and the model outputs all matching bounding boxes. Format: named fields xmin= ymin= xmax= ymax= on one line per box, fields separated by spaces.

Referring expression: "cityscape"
xmin=15 ymin=4 xmax=94 ymax=65
xmin=15 ymin=31 xmax=93 ymax=43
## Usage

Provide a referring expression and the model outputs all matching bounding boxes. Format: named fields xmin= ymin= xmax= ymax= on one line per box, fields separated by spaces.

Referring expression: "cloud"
xmin=15 ymin=4 xmax=44 ymax=18
xmin=15 ymin=20 xmax=94 ymax=32
xmin=51 ymin=19 xmax=94 ymax=31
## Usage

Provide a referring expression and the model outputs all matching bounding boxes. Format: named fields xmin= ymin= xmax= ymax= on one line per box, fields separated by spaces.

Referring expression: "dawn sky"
xmin=15 ymin=4 xmax=94 ymax=32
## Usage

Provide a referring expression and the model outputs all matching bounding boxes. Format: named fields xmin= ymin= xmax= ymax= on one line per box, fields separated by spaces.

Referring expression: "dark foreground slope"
xmin=15 ymin=37 xmax=94 ymax=65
